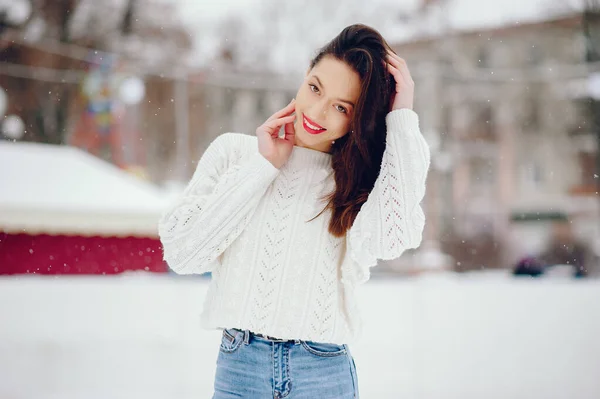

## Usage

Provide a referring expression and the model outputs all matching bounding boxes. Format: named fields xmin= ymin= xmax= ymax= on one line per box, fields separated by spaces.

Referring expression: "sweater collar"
xmin=286 ymin=145 xmax=332 ymax=169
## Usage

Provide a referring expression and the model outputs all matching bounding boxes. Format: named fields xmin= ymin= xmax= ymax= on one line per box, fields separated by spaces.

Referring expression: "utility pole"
xmin=174 ymin=69 xmax=190 ymax=182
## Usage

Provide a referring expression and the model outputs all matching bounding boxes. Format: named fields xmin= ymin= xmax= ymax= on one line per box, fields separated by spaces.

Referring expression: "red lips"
xmin=302 ymin=114 xmax=327 ymax=135
xmin=303 ymin=114 xmax=325 ymax=130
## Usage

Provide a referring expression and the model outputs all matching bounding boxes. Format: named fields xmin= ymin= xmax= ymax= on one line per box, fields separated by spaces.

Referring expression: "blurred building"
xmin=391 ymin=10 xmax=599 ymax=271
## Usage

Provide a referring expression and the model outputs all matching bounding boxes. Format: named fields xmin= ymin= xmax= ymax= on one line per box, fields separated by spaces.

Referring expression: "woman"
xmin=159 ymin=23 xmax=430 ymax=399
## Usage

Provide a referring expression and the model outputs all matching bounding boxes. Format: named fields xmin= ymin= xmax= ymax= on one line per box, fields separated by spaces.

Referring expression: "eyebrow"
xmin=313 ymin=75 xmax=356 ymax=108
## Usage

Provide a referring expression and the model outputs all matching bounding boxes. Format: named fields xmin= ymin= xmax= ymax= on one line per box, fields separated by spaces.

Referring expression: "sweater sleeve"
xmin=345 ymin=109 xmax=431 ymax=284
xmin=158 ymin=133 xmax=280 ymax=274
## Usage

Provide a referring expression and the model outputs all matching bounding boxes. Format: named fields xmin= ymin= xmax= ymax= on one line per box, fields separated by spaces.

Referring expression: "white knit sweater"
xmin=158 ymin=108 xmax=430 ymax=344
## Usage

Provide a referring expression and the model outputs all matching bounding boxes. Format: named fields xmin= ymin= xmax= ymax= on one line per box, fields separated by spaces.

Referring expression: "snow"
xmin=0 ymin=141 xmax=170 ymax=236
xmin=0 ymin=273 xmax=598 ymax=398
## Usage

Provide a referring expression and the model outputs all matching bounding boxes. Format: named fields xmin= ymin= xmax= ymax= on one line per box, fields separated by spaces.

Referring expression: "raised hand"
xmin=384 ymin=50 xmax=415 ymax=112
xmin=256 ymin=99 xmax=296 ymax=169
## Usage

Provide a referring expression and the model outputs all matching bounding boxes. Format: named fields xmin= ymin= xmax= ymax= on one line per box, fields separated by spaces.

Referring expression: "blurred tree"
xmin=1 ymin=0 xmax=192 ymax=146
xmin=0 ymin=0 xmax=79 ymax=144
xmin=120 ymin=0 xmax=136 ymax=36
xmin=211 ymin=0 xmax=418 ymax=74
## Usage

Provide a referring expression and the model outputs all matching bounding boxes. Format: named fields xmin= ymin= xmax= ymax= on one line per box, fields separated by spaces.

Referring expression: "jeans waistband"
xmin=252 ymin=331 xmax=292 ymax=342
xmin=232 ymin=328 xmax=296 ymax=343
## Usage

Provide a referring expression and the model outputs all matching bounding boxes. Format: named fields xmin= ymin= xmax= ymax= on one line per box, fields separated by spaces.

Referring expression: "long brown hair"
xmin=310 ymin=24 xmax=396 ymax=237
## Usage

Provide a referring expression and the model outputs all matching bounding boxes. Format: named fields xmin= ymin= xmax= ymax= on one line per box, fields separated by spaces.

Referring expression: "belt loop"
xmin=243 ymin=329 xmax=250 ymax=345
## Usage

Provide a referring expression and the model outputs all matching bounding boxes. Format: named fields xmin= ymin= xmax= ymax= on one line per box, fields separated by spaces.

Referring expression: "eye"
xmin=309 ymin=84 xmax=319 ymax=93
xmin=335 ymin=105 xmax=347 ymax=114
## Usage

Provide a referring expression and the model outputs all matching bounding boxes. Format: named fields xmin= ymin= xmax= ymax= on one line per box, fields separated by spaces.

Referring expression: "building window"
xmin=223 ymin=88 xmax=235 ymax=113
xmin=520 ymin=161 xmax=544 ymax=190
xmin=470 ymin=157 xmax=495 ymax=188
xmin=578 ymin=151 xmax=596 ymax=187
xmin=469 ymin=103 xmax=495 ymax=140
xmin=477 ymin=46 xmax=489 ymax=68
xmin=527 ymin=43 xmax=543 ymax=65
xmin=523 ymin=96 xmax=540 ymax=130
xmin=442 ymin=104 xmax=452 ymax=133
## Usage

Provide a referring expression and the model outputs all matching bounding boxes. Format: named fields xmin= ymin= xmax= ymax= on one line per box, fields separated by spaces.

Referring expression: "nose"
xmin=308 ymin=100 xmax=328 ymax=124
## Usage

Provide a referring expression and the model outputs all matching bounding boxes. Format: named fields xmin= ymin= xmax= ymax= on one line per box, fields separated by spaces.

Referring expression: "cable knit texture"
xmin=159 ymin=108 xmax=430 ymax=344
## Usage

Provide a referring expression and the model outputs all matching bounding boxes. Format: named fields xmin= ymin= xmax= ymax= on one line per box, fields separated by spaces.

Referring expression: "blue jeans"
xmin=213 ymin=328 xmax=359 ymax=398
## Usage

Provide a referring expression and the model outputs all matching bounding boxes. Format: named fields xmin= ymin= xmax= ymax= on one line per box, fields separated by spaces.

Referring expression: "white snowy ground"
xmin=0 ymin=272 xmax=599 ymax=399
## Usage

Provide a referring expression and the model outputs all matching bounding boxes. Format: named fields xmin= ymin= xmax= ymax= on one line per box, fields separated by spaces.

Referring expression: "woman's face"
xmin=293 ymin=55 xmax=361 ymax=153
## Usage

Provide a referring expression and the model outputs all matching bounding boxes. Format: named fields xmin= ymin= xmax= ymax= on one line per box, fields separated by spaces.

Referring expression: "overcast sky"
xmin=174 ymin=0 xmax=263 ymax=23
xmin=170 ymin=0 xmax=584 ymax=70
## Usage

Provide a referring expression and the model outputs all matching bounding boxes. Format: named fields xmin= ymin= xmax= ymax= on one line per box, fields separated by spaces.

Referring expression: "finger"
xmin=385 ymin=59 xmax=412 ymax=86
xmin=385 ymin=62 xmax=406 ymax=86
xmin=264 ymin=114 xmax=296 ymax=133
xmin=284 ymin=119 xmax=295 ymax=141
xmin=385 ymin=50 xmax=404 ymax=64
xmin=385 ymin=54 xmax=407 ymax=73
xmin=386 ymin=54 xmax=413 ymax=84
xmin=267 ymin=99 xmax=296 ymax=122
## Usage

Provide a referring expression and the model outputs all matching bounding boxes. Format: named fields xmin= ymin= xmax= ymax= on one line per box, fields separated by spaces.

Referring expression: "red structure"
xmin=0 ymin=141 xmax=170 ymax=276
xmin=0 ymin=233 xmax=166 ymax=275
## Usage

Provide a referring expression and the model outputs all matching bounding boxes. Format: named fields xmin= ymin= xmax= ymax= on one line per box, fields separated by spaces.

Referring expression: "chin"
xmin=299 ymin=131 xmax=320 ymax=146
